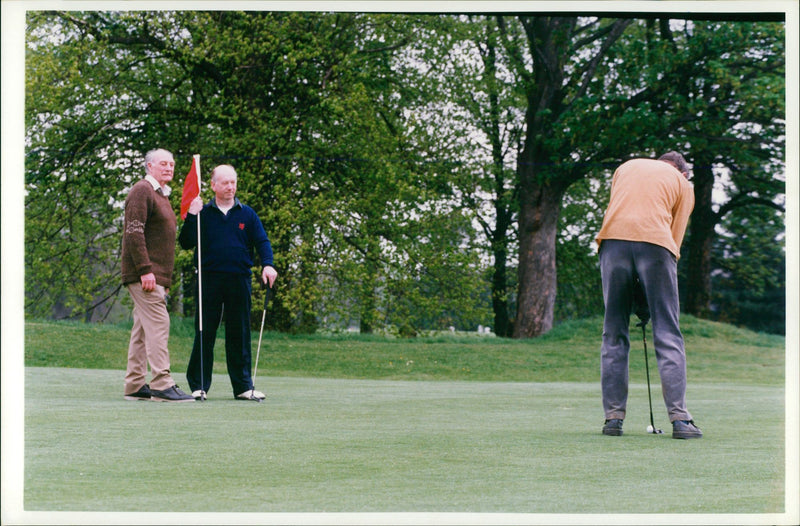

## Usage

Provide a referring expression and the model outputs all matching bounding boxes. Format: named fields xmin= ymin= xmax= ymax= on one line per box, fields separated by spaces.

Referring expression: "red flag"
xmin=180 ymin=155 xmax=201 ymax=220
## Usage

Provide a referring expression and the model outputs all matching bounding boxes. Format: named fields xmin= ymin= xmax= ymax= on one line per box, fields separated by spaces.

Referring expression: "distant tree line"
xmin=24 ymin=10 xmax=786 ymax=336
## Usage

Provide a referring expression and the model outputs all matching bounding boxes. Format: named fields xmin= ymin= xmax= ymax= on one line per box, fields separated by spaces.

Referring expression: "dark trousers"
xmin=599 ymin=240 xmax=693 ymax=423
xmin=187 ymin=272 xmax=253 ymax=396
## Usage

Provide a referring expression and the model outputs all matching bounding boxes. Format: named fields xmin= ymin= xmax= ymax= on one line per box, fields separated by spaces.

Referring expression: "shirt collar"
xmin=145 ymin=174 xmax=172 ymax=197
xmin=210 ymin=197 xmax=242 ymax=210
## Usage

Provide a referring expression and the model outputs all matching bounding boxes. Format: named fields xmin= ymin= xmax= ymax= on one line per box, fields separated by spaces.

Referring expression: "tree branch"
xmin=572 ymin=19 xmax=633 ymax=102
xmin=718 ymin=194 xmax=785 ymax=217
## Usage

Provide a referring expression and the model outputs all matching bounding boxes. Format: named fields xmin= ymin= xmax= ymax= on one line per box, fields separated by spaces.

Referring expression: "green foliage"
xmin=25 ymin=12 xmax=134 ymax=320
xmin=24 ymin=11 xmax=493 ymax=333
xmin=555 ymin=175 xmax=608 ymax=321
xmin=23 ymin=11 xmax=786 ymax=337
xmin=709 ymin=205 xmax=786 ymax=334
xmin=545 ymin=17 xmax=786 ymax=334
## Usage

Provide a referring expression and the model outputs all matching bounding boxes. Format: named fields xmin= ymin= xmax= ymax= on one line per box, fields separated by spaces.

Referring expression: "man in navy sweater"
xmin=179 ymin=164 xmax=278 ymax=401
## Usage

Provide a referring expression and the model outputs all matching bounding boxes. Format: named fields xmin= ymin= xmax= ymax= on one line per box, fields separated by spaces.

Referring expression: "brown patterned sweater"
xmin=121 ymin=179 xmax=177 ymax=287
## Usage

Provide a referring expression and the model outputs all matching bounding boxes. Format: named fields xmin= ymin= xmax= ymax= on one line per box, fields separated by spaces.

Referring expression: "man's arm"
xmin=671 ymin=180 xmax=695 ymax=250
xmin=248 ymin=208 xmax=276 ymax=285
xmin=122 ymin=184 xmax=154 ymax=282
xmin=178 ymin=197 xmax=203 ymax=250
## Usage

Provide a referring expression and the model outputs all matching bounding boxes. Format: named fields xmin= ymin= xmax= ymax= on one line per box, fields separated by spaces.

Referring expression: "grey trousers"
xmin=599 ymin=240 xmax=693 ymax=423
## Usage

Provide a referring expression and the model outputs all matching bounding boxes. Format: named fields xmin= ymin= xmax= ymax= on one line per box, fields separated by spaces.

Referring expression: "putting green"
xmin=20 ymin=367 xmax=785 ymax=516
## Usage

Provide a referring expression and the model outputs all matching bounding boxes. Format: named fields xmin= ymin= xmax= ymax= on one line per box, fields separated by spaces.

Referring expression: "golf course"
xmin=11 ymin=315 xmax=795 ymax=524
xmin=9 ymin=4 xmax=796 ymax=525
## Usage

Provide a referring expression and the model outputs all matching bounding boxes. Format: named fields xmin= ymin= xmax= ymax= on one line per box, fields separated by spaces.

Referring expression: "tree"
xmin=25 ymin=11 xmax=193 ymax=320
xmin=24 ymin=11 xmax=493 ymax=333
xmin=395 ymin=15 xmax=525 ymax=336
xmin=494 ymin=15 xmax=785 ymax=337
xmin=452 ymin=16 xmax=524 ymax=337
xmin=24 ymin=11 xmax=786 ymax=336
xmin=555 ymin=176 xmax=608 ymax=321
xmin=708 ymin=203 xmax=785 ymax=334
xmin=671 ymin=21 xmax=785 ymax=317
xmin=496 ymin=16 xmax=635 ymax=337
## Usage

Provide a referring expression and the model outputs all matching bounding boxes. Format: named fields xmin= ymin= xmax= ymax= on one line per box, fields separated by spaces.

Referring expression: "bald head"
xmin=210 ymin=164 xmax=238 ymax=206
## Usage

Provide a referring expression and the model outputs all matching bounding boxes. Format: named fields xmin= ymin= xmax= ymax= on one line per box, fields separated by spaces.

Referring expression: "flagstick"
xmin=194 ymin=154 xmax=206 ymax=402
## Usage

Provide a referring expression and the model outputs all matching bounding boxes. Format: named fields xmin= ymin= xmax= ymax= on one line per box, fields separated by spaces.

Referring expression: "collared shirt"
xmin=210 ymin=196 xmax=241 ymax=215
xmin=145 ymin=174 xmax=172 ymax=197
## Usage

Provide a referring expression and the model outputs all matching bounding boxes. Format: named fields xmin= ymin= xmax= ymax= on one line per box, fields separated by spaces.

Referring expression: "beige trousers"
xmin=124 ymin=283 xmax=175 ymax=393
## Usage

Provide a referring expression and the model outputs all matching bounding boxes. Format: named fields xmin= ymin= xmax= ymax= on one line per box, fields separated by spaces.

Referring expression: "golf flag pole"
xmin=182 ymin=154 xmax=205 ymax=400
xmin=195 ymin=156 xmax=206 ymax=401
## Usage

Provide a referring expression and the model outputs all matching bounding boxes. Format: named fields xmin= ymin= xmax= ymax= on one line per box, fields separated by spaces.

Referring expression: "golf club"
xmin=633 ymin=278 xmax=662 ymax=435
xmin=251 ymin=281 xmax=272 ymax=402
xmin=637 ymin=319 xmax=663 ymax=434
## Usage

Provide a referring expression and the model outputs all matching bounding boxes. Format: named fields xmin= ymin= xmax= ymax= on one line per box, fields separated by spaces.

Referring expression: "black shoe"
xmin=151 ymin=385 xmax=195 ymax=403
xmin=672 ymin=420 xmax=703 ymax=439
xmin=602 ymin=419 xmax=624 ymax=436
xmin=124 ymin=384 xmax=151 ymax=401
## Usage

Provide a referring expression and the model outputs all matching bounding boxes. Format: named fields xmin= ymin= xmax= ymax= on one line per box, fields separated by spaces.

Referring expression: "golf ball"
xmin=647 ymin=425 xmax=654 ymax=433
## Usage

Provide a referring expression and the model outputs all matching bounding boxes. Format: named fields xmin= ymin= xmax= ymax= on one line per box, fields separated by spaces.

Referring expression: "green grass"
xmin=22 ymin=368 xmax=785 ymax=514
xmin=14 ymin=316 xmax=792 ymax=520
xmin=23 ymin=315 xmax=785 ymax=385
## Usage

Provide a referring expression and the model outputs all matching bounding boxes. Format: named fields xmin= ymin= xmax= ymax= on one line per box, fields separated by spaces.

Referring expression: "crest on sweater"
xmin=239 ymin=223 xmax=245 ymax=230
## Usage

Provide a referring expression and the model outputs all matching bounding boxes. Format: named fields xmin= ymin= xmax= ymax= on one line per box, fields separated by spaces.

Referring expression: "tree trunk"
xmin=359 ymin=237 xmax=380 ymax=334
xmin=513 ymin=178 xmax=564 ymax=338
xmin=491 ymin=237 xmax=512 ymax=337
xmin=510 ymin=17 xmax=571 ymax=338
xmin=484 ymin=24 xmax=514 ymax=338
xmin=684 ymin=160 xmax=715 ymax=317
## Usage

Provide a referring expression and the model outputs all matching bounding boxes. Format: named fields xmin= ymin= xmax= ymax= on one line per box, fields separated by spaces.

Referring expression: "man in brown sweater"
xmin=595 ymin=151 xmax=701 ymax=439
xmin=120 ymin=148 xmax=193 ymax=402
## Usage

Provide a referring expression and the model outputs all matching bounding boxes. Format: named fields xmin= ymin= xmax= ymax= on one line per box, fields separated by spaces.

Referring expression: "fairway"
xmin=22 ymin=367 xmax=784 ymax=516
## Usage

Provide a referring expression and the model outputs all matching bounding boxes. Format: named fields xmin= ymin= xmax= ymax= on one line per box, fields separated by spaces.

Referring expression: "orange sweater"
xmin=595 ymin=158 xmax=694 ymax=259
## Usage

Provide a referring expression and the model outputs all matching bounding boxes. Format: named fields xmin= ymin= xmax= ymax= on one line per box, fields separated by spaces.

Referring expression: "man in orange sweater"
xmin=120 ymin=148 xmax=194 ymax=403
xmin=595 ymin=151 xmax=702 ymax=439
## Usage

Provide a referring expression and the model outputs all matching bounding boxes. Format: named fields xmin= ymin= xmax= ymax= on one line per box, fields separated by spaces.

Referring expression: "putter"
xmin=251 ymin=282 xmax=272 ymax=402
xmin=633 ymin=278 xmax=662 ymax=435
xmin=637 ymin=319 xmax=663 ymax=435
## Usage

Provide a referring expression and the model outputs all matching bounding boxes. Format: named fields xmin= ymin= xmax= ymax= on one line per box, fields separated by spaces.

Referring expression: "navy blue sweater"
xmin=179 ymin=198 xmax=274 ymax=275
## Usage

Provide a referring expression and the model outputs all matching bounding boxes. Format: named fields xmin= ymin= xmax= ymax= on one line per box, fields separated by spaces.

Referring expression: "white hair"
xmin=144 ymin=148 xmax=172 ymax=174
